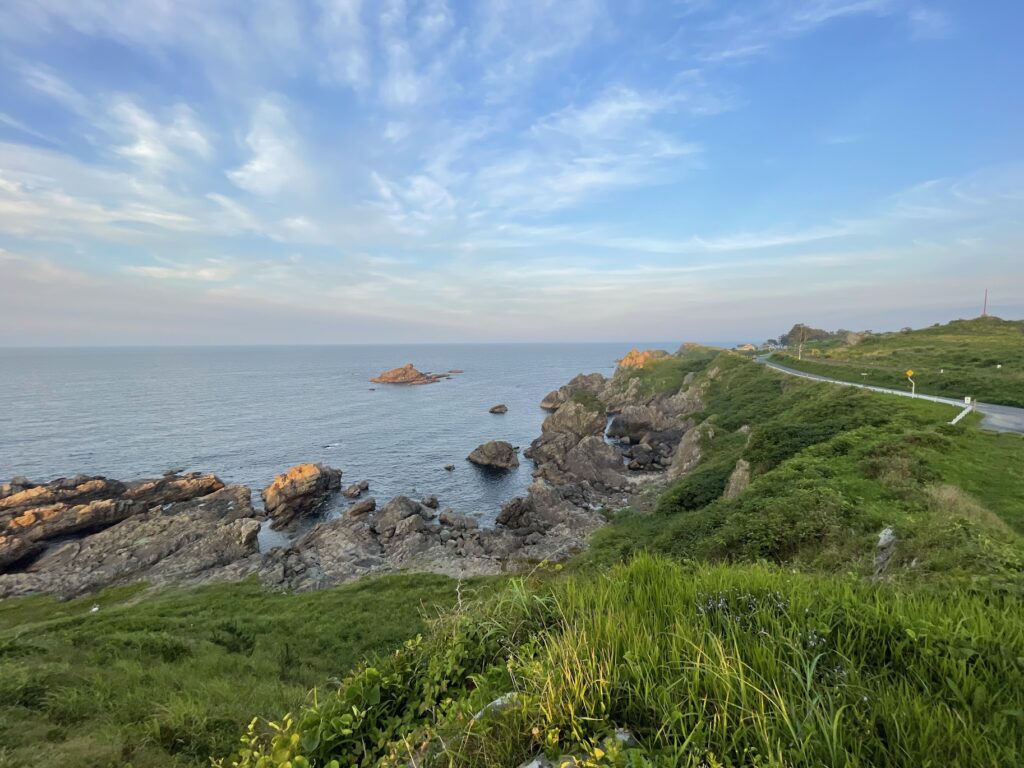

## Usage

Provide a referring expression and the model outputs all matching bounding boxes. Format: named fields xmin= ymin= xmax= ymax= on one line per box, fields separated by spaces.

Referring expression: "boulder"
xmin=439 ymin=510 xmax=478 ymax=530
xmin=346 ymin=498 xmax=376 ymax=517
xmin=873 ymin=527 xmax=897 ymax=581
xmin=421 ymin=494 xmax=439 ymax=509
xmin=489 ymin=404 xmax=508 ymax=414
xmin=444 ymin=464 xmax=455 ymax=471
xmin=467 ymin=441 xmax=519 ymax=470
xmin=370 ymin=495 xmax=423 ymax=538
xmin=261 ymin=463 xmax=342 ymax=529
xmin=370 ymin=363 xmax=444 ymax=385
xmin=607 ymin=405 xmax=674 ymax=444
xmin=343 ymin=483 xmax=364 ymax=499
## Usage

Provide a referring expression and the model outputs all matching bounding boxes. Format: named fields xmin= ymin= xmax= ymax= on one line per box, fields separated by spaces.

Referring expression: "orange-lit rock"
xmin=262 ymin=463 xmax=342 ymax=529
xmin=370 ymin=363 xmax=444 ymax=385
xmin=616 ymin=348 xmax=669 ymax=370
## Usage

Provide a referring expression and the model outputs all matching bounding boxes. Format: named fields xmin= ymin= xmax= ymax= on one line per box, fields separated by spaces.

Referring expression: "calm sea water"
xmin=0 ymin=344 xmax=679 ymax=536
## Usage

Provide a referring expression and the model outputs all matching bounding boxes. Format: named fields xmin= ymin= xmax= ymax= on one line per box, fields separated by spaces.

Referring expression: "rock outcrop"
xmin=261 ymin=463 xmax=342 ymax=529
xmin=489 ymin=404 xmax=508 ymax=414
xmin=540 ymin=373 xmax=607 ymax=411
xmin=0 ymin=474 xmax=260 ymax=599
xmin=370 ymin=363 xmax=446 ymax=385
xmin=723 ymin=459 xmax=751 ymax=499
xmin=668 ymin=422 xmax=714 ymax=480
xmin=617 ymin=348 xmax=669 ymax=369
xmin=467 ymin=441 xmax=519 ymax=469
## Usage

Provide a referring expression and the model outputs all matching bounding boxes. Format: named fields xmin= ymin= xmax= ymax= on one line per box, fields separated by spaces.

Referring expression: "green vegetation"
xmin=606 ymin=347 xmax=720 ymax=400
xmin=6 ymin=332 xmax=1024 ymax=768
xmin=218 ymin=350 xmax=1024 ymax=767
xmin=771 ymin=316 xmax=1024 ymax=406
xmin=0 ymin=574 xmax=477 ymax=768
xmin=583 ymin=352 xmax=1024 ymax=589
xmin=217 ymin=556 xmax=1024 ymax=767
xmin=571 ymin=389 xmax=605 ymax=414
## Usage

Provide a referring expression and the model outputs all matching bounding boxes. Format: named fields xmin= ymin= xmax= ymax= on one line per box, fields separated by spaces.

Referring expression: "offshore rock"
xmin=489 ymin=404 xmax=508 ymax=414
xmin=370 ymin=363 xmax=444 ymax=385
xmin=467 ymin=440 xmax=520 ymax=470
xmin=262 ymin=463 xmax=342 ymax=529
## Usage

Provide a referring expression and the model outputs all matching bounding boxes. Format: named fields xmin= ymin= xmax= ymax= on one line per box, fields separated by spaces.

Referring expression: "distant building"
xmin=735 ymin=343 xmax=758 ymax=352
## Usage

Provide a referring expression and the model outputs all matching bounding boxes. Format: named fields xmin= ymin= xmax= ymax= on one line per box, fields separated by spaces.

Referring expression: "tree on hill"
xmin=778 ymin=323 xmax=832 ymax=347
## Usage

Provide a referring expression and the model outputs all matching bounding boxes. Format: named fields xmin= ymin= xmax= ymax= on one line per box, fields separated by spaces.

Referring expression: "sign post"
xmin=906 ymin=369 xmax=915 ymax=397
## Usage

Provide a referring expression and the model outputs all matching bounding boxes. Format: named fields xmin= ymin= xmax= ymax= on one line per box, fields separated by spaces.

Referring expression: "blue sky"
xmin=0 ymin=0 xmax=1022 ymax=345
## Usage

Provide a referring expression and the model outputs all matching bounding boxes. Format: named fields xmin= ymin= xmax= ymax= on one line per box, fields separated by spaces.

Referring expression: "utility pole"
xmin=982 ymin=289 xmax=988 ymax=318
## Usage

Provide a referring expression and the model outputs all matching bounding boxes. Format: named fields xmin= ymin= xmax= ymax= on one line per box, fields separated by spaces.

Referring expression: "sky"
xmin=0 ymin=0 xmax=1022 ymax=346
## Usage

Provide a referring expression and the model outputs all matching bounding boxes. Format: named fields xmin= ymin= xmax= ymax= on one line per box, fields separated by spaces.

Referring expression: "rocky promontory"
xmin=1 ymin=347 xmax=718 ymax=600
xmin=370 ymin=363 xmax=447 ymax=385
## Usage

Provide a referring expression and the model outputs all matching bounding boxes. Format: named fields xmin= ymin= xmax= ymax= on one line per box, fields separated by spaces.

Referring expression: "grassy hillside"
xmin=771 ymin=316 xmax=1024 ymax=406
xmin=215 ymin=556 xmax=1024 ymax=768
xmin=216 ymin=352 xmax=1024 ymax=767
xmin=0 ymin=574 xmax=479 ymax=768
xmin=584 ymin=351 xmax=1024 ymax=587
xmin=5 ymin=348 xmax=1024 ymax=767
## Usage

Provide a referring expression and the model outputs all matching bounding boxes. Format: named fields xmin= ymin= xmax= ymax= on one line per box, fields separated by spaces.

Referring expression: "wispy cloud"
xmin=110 ymin=99 xmax=211 ymax=174
xmin=227 ymin=97 xmax=302 ymax=196
xmin=0 ymin=0 xmax=1016 ymax=343
xmin=908 ymin=6 xmax=954 ymax=40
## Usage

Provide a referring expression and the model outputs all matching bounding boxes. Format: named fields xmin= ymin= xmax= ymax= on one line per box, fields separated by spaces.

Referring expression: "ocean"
xmin=0 ymin=343 xmax=678 ymax=541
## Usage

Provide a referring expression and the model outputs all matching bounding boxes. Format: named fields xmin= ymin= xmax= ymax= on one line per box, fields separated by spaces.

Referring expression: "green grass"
xmin=220 ymin=556 xmax=1024 ymax=767
xmin=0 ymin=574 xmax=482 ymax=768
xmin=581 ymin=352 xmax=1024 ymax=588
xmin=772 ymin=316 xmax=1024 ymax=406
xmin=571 ymin=389 xmax=605 ymax=414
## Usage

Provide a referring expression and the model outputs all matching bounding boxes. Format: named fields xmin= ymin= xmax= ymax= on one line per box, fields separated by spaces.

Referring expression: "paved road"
xmin=755 ymin=356 xmax=1024 ymax=434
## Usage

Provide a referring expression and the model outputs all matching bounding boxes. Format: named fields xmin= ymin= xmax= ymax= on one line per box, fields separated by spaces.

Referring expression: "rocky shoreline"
xmin=1 ymin=348 xmax=711 ymax=599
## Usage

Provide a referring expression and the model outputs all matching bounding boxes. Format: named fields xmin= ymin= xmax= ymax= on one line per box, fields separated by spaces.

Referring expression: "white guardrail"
xmin=761 ymin=361 xmax=976 ymax=425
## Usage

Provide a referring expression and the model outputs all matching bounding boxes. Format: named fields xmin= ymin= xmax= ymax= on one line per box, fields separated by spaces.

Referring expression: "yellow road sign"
xmin=906 ymin=369 xmax=914 ymax=377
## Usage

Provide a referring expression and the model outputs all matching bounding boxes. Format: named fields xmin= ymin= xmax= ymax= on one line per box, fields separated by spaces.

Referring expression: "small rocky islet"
xmin=369 ymin=363 xmax=459 ymax=385
xmin=0 ymin=347 xmax=713 ymax=599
